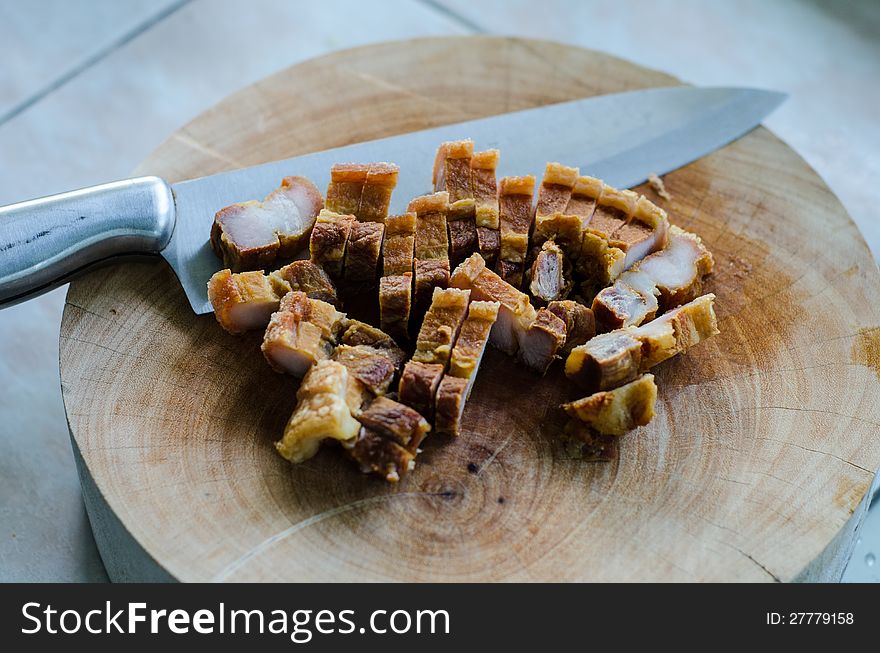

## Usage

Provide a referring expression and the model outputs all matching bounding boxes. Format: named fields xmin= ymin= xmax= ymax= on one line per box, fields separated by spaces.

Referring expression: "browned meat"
xmin=210 ymin=176 xmax=323 ymax=271
xmin=379 ymin=273 xmax=413 ymax=342
xmin=382 ymin=212 xmax=416 ymax=277
xmin=434 ymin=140 xmax=478 ymax=264
xmin=562 ymin=374 xmax=657 ymax=436
xmin=261 ymin=292 xmax=344 ymax=377
xmin=207 ymin=269 xmax=287 ymax=335
xmin=517 ymin=307 xmax=566 ymax=375
xmin=496 ymin=259 xmax=525 ymax=289
xmin=309 ymin=209 xmax=356 ymax=278
xmin=476 ymin=226 xmax=500 ymax=267
xmin=412 ymin=287 xmax=471 ymax=366
xmin=565 ymin=294 xmax=718 ymax=392
xmin=588 ymin=185 xmax=638 ymax=239
xmin=413 ymin=258 xmax=451 ymax=315
xmin=325 ymin=163 xmax=369 ymax=216
xmin=497 ymin=175 xmax=535 ymax=287
xmin=533 ymin=162 xmax=584 ymax=257
xmin=528 ymin=240 xmax=572 ymax=303
xmin=448 ymin=300 xmax=500 ymax=394
xmin=563 ymin=175 xmax=603 ymax=242
xmin=434 ymin=375 xmax=469 ymax=436
xmin=471 ymin=149 xmax=500 ymax=229
xmin=547 ymin=300 xmax=596 ymax=355
xmin=354 ymin=396 xmax=430 ymax=452
xmin=332 ymin=344 xmax=397 ymax=396
xmin=448 ymin=218 xmax=479 ymax=268
xmin=344 ymin=221 xmax=385 ymax=282
xmin=611 ymin=196 xmax=669 ymax=269
xmin=338 ymin=319 xmax=406 ymax=370
xmin=398 ymin=360 xmax=444 ymax=419
xmin=410 ymin=191 xmax=450 ymax=260
xmin=345 ymin=428 xmax=416 ymax=482
xmin=358 ymin=162 xmax=399 ymax=223
xmin=270 ymin=260 xmax=337 ymax=306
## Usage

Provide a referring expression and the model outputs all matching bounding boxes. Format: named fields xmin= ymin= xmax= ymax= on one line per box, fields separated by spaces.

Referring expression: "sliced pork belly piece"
xmin=355 ymin=396 xmax=430 ymax=451
xmin=332 ymin=344 xmax=396 ymax=396
xmin=357 ymin=162 xmax=399 ymax=223
xmin=612 ymin=196 xmax=669 ymax=270
xmin=517 ymin=307 xmax=566 ymax=375
xmin=410 ymin=191 xmax=451 ymax=312
xmin=434 ymin=375 xmax=469 ymax=436
xmin=382 ymin=212 xmax=416 ymax=276
xmin=563 ymin=175 xmax=603 ymax=237
xmin=325 ymin=163 xmax=369 ymax=216
xmin=633 ymin=225 xmax=714 ymax=310
xmin=471 ymin=149 xmax=500 ymax=229
xmin=497 ymin=175 xmax=535 ymax=287
xmin=345 ymin=428 xmax=416 ymax=483
xmin=270 ymin=260 xmax=337 ymax=306
xmin=210 ymin=176 xmax=323 ymax=271
xmin=412 ymin=287 xmax=471 ymax=366
xmin=450 ymin=253 xmax=537 ymax=356
xmin=528 ymin=240 xmax=572 ymax=303
xmin=547 ymin=300 xmax=596 ymax=355
xmin=398 ymin=360 xmax=445 ymax=419
xmin=562 ymin=374 xmax=657 ymax=436
xmin=434 ymin=141 xmax=477 ymax=265
xmin=379 ymin=273 xmax=413 ymax=342
xmin=448 ymin=300 xmax=500 ymax=395
xmin=309 ymin=209 xmax=356 ymax=278
xmin=344 ymin=221 xmax=385 ymax=282
xmin=338 ymin=319 xmax=407 ymax=370
xmin=261 ymin=292 xmax=343 ymax=377
xmin=448 ymin=219 xmax=479 ymax=268
xmin=591 ymin=270 xmax=660 ymax=332
xmin=588 ymin=185 xmax=638 ymax=239
xmin=533 ymin=163 xmax=586 ymax=257
xmin=576 ymin=232 xmax=625 ymax=299
xmin=207 ymin=269 xmax=286 ymax=335
xmin=275 ymin=360 xmax=361 ymax=464
xmin=476 ymin=226 xmax=500 ymax=267
xmin=565 ymin=294 xmax=718 ymax=392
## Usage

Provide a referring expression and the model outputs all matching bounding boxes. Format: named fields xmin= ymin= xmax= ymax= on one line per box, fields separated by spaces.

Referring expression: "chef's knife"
xmin=0 ymin=86 xmax=785 ymax=314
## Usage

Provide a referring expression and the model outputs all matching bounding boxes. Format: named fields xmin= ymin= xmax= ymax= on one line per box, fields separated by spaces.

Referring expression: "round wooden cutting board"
xmin=60 ymin=37 xmax=880 ymax=582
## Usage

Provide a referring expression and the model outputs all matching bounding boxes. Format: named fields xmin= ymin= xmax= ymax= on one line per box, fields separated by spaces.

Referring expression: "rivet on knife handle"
xmin=0 ymin=176 xmax=176 ymax=307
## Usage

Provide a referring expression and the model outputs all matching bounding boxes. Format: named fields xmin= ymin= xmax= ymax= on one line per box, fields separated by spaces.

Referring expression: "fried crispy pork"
xmin=434 ymin=375 xmax=469 ymax=436
xmin=518 ymin=307 xmax=566 ymax=375
xmin=448 ymin=300 xmax=500 ymax=394
xmin=528 ymin=240 xmax=572 ymax=303
xmin=497 ymin=175 xmax=535 ymax=287
xmin=591 ymin=270 xmax=660 ymax=332
xmin=412 ymin=287 xmax=471 ymax=366
xmin=471 ymin=149 xmax=500 ymax=229
xmin=450 ymin=253 xmax=537 ymax=356
xmin=332 ymin=344 xmax=397 ymax=396
xmin=275 ymin=360 xmax=361 ymax=464
xmin=564 ymin=175 xmax=603 ymax=241
xmin=261 ymin=292 xmax=344 ymax=377
xmin=476 ymin=226 xmax=501 ymax=267
xmin=565 ymin=294 xmax=718 ymax=392
xmin=344 ymin=396 xmax=430 ymax=482
xmin=434 ymin=140 xmax=478 ymax=264
xmin=379 ymin=273 xmax=413 ymax=342
xmin=358 ymin=162 xmax=399 ymax=223
xmin=576 ymin=231 xmax=626 ymax=300
xmin=533 ymin=163 xmax=588 ymax=257
xmin=588 ymin=185 xmax=638 ymax=239
xmin=338 ymin=318 xmax=407 ymax=370
xmin=269 ymin=260 xmax=337 ymax=306
xmin=398 ymin=360 xmax=445 ymax=419
xmin=562 ymin=373 xmax=657 ymax=436
xmin=325 ymin=163 xmax=369 ymax=216
xmin=309 ymin=209 xmax=356 ymax=278
xmin=344 ymin=221 xmax=385 ymax=282
xmin=633 ymin=225 xmax=714 ymax=310
xmin=382 ymin=212 xmax=416 ymax=277
xmin=547 ymin=300 xmax=596 ymax=355
xmin=612 ymin=195 xmax=669 ymax=270
xmin=409 ymin=191 xmax=451 ymax=311
xmin=210 ymin=176 xmax=323 ymax=271
xmin=207 ymin=269 xmax=287 ymax=334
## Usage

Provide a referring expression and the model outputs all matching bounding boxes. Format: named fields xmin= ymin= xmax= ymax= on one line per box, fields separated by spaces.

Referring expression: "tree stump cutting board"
xmin=60 ymin=37 xmax=880 ymax=582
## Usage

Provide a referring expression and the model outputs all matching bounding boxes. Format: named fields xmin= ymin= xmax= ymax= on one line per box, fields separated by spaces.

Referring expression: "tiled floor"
xmin=1 ymin=0 xmax=877 ymax=582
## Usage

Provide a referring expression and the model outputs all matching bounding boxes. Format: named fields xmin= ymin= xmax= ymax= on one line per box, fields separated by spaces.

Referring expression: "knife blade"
xmin=0 ymin=86 xmax=785 ymax=314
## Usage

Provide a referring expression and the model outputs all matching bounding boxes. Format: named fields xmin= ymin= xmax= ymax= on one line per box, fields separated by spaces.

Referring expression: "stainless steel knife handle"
xmin=0 ymin=176 xmax=176 ymax=307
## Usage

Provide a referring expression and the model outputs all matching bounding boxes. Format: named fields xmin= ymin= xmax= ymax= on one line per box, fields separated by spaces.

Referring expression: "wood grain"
xmin=60 ymin=37 xmax=880 ymax=581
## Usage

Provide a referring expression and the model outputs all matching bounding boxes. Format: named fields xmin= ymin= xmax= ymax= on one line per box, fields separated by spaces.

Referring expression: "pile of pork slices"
xmin=206 ymin=140 xmax=718 ymax=482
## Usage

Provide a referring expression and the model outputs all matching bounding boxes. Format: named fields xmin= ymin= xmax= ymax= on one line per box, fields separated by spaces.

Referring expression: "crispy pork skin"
xmin=208 ymin=269 xmax=286 ymax=335
xmin=448 ymin=300 xmax=500 ymax=395
xmin=270 ymin=260 xmax=337 ymax=306
xmin=309 ymin=209 xmax=356 ymax=278
xmin=562 ymin=374 xmax=657 ymax=436
xmin=547 ymin=300 xmax=596 ymax=355
xmin=398 ymin=360 xmax=445 ymax=419
xmin=434 ymin=375 xmax=469 ymax=436
xmin=497 ymin=175 xmax=535 ymax=287
xmin=344 ymin=221 xmax=385 ymax=282
xmin=332 ymin=344 xmax=397 ymax=397
xmin=261 ymin=292 xmax=344 ymax=377
xmin=325 ymin=163 xmax=369 ymax=216
xmin=379 ymin=273 xmax=413 ymax=342
xmin=357 ymin=162 xmax=399 ymax=223
xmin=412 ymin=287 xmax=471 ymax=366
xmin=275 ymin=360 xmax=361 ymax=464
xmin=210 ymin=176 xmax=323 ymax=271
